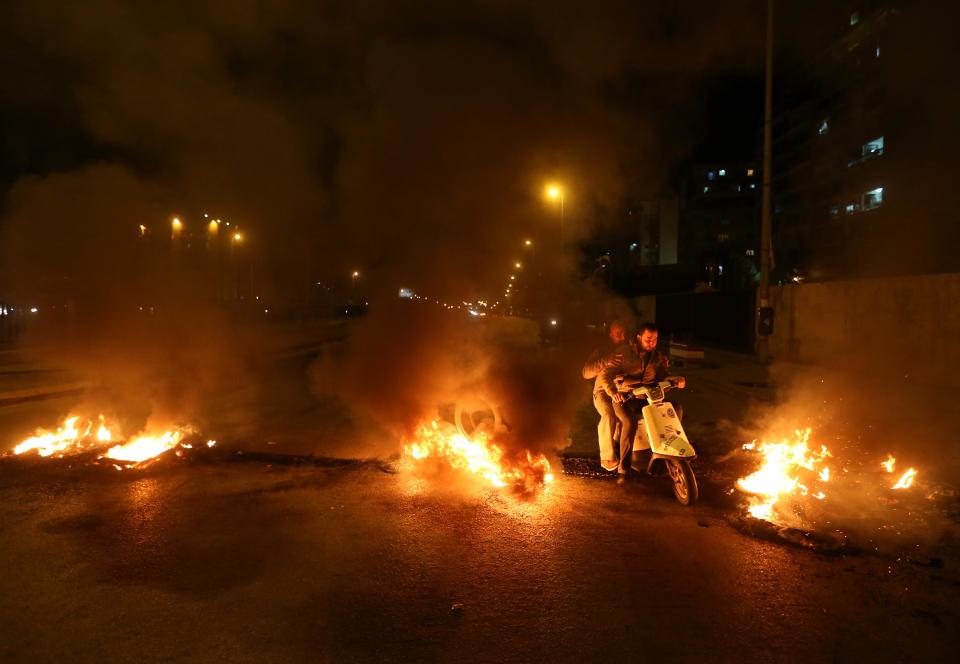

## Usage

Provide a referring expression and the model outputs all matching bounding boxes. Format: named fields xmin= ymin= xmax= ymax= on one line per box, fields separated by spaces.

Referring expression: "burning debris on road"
xmin=735 ymin=428 xmax=832 ymax=521
xmin=404 ymin=420 xmax=554 ymax=494
xmin=734 ymin=428 xmax=922 ymax=525
xmin=8 ymin=414 xmax=216 ymax=469
xmin=728 ymin=426 xmax=949 ymax=555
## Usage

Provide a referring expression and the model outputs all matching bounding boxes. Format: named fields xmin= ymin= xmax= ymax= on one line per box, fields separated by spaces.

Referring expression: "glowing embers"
xmin=404 ymin=420 xmax=553 ymax=492
xmin=736 ymin=428 xmax=831 ymax=521
xmin=10 ymin=414 xmax=212 ymax=468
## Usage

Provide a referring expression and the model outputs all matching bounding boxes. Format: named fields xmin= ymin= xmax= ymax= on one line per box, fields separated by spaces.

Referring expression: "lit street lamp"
xmin=544 ymin=183 xmax=565 ymax=244
xmin=171 ymin=217 xmax=183 ymax=239
xmin=522 ymin=237 xmax=536 ymax=263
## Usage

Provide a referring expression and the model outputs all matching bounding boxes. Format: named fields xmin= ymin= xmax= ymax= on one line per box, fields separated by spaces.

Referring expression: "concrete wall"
xmin=769 ymin=272 xmax=960 ymax=387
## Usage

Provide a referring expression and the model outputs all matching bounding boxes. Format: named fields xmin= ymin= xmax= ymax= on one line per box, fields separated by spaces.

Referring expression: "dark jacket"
xmin=599 ymin=342 xmax=670 ymax=398
xmin=583 ymin=344 xmax=624 ymax=394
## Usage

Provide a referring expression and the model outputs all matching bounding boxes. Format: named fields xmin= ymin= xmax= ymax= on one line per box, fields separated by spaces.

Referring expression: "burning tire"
xmin=666 ymin=458 xmax=699 ymax=505
xmin=453 ymin=398 xmax=503 ymax=438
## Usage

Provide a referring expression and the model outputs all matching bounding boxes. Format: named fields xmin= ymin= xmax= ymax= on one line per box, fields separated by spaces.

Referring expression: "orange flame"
xmin=13 ymin=415 xmax=113 ymax=457
xmin=404 ymin=421 xmax=553 ymax=491
xmin=96 ymin=420 xmax=113 ymax=442
xmin=736 ymin=428 xmax=831 ymax=521
xmin=892 ymin=467 xmax=917 ymax=490
xmin=11 ymin=415 xmax=203 ymax=467
xmin=103 ymin=430 xmax=184 ymax=463
xmin=736 ymin=427 xmax=922 ymax=524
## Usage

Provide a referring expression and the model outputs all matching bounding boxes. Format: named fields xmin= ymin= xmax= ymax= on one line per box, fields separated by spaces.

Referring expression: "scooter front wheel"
xmin=666 ymin=458 xmax=699 ymax=505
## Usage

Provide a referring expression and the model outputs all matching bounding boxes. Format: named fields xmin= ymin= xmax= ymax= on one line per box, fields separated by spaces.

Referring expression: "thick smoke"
xmin=307 ymin=284 xmax=612 ymax=463
xmin=0 ymin=1 xmax=765 ymax=448
xmin=0 ymin=165 xmax=262 ymax=437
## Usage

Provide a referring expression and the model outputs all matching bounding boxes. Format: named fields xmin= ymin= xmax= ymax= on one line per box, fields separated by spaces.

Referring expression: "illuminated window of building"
xmin=717 ymin=233 xmax=729 ymax=242
xmin=718 ymin=169 xmax=726 ymax=177
xmin=703 ymin=186 xmax=710 ymax=193
xmin=745 ymin=249 xmax=755 ymax=256
xmin=746 ymin=168 xmax=755 ymax=177
xmin=850 ymin=11 xmax=859 ymax=26
xmin=862 ymin=187 xmax=884 ymax=210
xmin=875 ymin=44 xmax=880 ymax=57
xmin=818 ymin=119 xmax=829 ymax=135
xmin=829 ymin=205 xmax=840 ymax=217
xmin=750 ymin=183 xmax=756 ymax=189
xmin=845 ymin=202 xmax=860 ymax=215
xmin=862 ymin=136 xmax=884 ymax=157
xmin=849 ymin=136 xmax=884 ymax=167
xmin=707 ymin=171 xmax=716 ymax=181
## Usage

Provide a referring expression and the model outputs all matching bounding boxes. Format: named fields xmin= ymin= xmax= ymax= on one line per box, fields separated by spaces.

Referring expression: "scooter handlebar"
xmin=613 ymin=377 xmax=685 ymax=398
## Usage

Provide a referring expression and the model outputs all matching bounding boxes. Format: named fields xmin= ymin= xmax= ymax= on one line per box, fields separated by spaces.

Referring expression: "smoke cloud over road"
xmin=0 ymin=1 xmax=764 ymax=443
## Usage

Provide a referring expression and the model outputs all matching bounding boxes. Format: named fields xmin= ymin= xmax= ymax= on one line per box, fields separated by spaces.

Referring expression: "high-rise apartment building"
xmin=771 ymin=2 xmax=959 ymax=281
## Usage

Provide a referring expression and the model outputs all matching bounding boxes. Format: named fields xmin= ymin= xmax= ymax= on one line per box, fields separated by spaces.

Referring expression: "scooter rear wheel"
xmin=666 ymin=458 xmax=699 ymax=505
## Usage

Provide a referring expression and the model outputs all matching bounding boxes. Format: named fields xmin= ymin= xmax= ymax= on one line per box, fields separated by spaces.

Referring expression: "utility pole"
xmin=559 ymin=193 xmax=565 ymax=248
xmin=757 ymin=0 xmax=774 ymax=358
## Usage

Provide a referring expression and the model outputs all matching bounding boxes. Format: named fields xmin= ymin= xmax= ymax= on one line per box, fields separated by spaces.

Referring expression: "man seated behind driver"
xmin=600 ymin=323 xmax=684 ymax=480
xmin=582 ymin=320 xmax=627 ymax=472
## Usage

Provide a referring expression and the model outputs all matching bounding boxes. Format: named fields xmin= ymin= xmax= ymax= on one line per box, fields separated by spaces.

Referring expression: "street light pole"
xmin=757 ymin=0 xmax=774 ymax=359
xmin=230 ymin=232 xmax=243 ymax=301
xmin=560 ymin=192 xmax=565 ymax=246
xmin=545 ymin=184 xmax=565 ymax=247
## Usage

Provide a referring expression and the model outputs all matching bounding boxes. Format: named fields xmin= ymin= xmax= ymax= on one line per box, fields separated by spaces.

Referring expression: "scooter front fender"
xmin=641 ymin=402 xmax=696 ymax=459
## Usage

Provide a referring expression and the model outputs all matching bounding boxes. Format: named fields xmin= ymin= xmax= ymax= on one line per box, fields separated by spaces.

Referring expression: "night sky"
xmin=0 ymin=1 xmax=772 ymax=302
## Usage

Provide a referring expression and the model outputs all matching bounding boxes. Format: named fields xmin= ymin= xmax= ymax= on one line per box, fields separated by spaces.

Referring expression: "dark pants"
xmin=611 ymin=398 xmax=641 ymax=475
xmin=612 ymin=398 xmax=684 ymax=475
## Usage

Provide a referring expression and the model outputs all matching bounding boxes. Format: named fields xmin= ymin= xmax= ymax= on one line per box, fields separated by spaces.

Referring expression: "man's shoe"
xmin=601 ymin=459 xmax=619 ymax=472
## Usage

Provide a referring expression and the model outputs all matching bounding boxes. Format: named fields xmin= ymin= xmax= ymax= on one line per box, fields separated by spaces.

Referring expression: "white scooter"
xmin=615 ymin=376 xmax=699 ymax=505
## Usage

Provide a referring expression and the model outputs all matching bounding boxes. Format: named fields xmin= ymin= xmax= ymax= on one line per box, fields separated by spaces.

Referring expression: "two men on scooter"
xmin=600 ymin=323 xmax=685 ymax=484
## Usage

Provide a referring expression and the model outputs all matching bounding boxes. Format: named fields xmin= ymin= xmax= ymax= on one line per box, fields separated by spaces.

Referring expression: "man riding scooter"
xmin=600 ymin=323 xmax=686 ymax=485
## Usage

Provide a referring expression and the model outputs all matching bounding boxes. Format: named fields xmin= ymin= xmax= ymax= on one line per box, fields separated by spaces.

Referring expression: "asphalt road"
xmin=2 ymin=329 xmax=959 ymax=662
xmin=1 ymin=455 xmax=958 ymax=663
